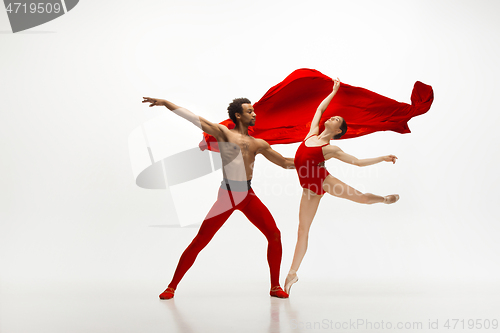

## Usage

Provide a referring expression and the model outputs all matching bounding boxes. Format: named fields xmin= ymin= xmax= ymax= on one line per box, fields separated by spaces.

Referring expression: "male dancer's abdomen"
xmin=219 ymin=146 xmax=252 ymax=181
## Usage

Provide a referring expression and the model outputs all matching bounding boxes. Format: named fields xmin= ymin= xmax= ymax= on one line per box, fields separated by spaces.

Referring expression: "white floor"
xmin=2 ymin=279 xmax=499 ymax=333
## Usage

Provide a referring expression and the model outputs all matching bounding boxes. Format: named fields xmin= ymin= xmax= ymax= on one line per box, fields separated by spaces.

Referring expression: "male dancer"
xmin=142 ymin=96 xmax=294 ymax=299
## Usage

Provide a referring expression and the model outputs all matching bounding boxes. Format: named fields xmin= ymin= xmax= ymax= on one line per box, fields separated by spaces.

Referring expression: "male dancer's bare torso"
xmin=217 ymin=129 xmax=269 ymax=181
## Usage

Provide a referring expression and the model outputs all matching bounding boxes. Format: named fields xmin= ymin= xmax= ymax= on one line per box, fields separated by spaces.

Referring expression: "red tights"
xmin=167 ymin=186 xmax=282 ymax=289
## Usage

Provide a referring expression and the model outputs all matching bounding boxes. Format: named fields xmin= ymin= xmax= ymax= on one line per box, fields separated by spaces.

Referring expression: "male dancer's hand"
xmin=141 ymin=96 xmax=220 ymax=136
xmin=142 ymin=97 xmax=165 ymax=107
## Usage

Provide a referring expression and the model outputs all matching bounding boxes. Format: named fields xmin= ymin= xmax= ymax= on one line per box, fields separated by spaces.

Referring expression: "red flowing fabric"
xmin=200 ymin=68 xmax=433 ymax=151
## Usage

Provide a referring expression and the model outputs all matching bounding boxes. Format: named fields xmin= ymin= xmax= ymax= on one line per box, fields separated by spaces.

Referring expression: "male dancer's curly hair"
xmin=227 ymin=98 xmax=251 ymax=124
xmin=333 ymin=119 xmax=348 ymax=140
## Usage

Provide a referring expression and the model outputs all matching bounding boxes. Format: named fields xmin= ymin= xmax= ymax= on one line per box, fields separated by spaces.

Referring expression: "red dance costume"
xmin=165 ymin=180 xmax=282 ymax=292
xmin=294 ymin=134 xmax=330 ymax=195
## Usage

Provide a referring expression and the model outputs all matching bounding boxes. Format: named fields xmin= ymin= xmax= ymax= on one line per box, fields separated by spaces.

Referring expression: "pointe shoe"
xmin=270 ymin=286 xmax=289 ymax=298
xmin=159 ymin=287 xmax=175 ymax=300
xmin=384 ymin=194 xmax=400 ymax=204
xmin=284 ymin=273 xmax=299 ymax=294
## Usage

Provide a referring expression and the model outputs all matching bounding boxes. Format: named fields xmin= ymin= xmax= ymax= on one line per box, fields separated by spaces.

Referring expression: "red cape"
xmin=200 ymin=68 xmax=433 ymax=151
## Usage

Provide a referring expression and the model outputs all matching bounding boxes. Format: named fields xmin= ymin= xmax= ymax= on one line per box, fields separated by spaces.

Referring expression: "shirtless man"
xmin=142 ymin=97 xmax=294 ymax=299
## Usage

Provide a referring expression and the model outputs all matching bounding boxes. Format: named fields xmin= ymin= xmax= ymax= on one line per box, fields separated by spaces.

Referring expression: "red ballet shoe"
xmin=159 ymin=287 xmax=175 ymax=300
xmin=270 ymin=286 xmax=289 ymax=298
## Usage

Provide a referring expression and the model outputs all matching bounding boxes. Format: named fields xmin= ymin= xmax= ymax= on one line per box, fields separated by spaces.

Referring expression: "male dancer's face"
xmin=238 ymin=103 xmax=256 ymax=127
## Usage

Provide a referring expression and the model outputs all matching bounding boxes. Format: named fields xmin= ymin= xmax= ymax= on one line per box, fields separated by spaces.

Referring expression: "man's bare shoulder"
xmin=252 ymin=138 xmax=271 ymax=153
xmin=217 ymin=124 xmax=232 ymax=134
xmin=250 ymin=137 xmax=266 ymax=145
xmin=213 ymin=124 xmax=232 ymax=141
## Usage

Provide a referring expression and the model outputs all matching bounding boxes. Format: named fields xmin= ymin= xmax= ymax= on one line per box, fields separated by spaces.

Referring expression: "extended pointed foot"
xmin=384 ymin=194 xmax=400 ymax=204
xmin=159 ymin=287 xmax=175 ymax=300
xmin=284 ymin=272 xmax=299 ymax=294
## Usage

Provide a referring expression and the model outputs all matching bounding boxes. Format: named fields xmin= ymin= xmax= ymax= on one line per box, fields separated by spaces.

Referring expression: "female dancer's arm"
xmin=306 ymin=78 xmax=341 ymax=137
xmin=324 ymin=145 xmax=397 ymax=166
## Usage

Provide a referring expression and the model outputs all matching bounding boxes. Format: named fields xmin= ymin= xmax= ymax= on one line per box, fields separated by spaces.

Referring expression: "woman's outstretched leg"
xmin=322 ymin=175 xmax=399 ymax=204
xmin=285 ymin=189 xmax=322 ymax=293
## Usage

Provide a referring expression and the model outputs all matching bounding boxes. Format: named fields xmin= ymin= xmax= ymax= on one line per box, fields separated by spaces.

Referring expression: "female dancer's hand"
xmin=332 ymin=77 xmax=341 ymax=92
xmin=383 ymin=155 xmax=398 ymax=164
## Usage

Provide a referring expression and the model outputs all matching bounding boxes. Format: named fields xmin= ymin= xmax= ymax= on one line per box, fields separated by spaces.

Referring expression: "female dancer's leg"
xmin=284 ymin=176 xmax=398 ymax=293
xmin=285 ymin=189 xmax=322 ymax=293
xmin=322 ymin=175 xmax=399 ymax=204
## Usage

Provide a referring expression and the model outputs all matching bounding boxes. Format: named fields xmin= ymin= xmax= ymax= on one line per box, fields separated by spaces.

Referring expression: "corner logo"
xmin=3 ymin=0 xmax=79 ymax=33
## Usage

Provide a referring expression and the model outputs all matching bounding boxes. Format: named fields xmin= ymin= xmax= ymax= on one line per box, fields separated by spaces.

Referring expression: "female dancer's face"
xmin=324 ymin=116 xmax=343 ymax=134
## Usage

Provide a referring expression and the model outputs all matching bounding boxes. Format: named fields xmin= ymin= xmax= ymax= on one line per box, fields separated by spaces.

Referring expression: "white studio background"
xmin=1 ymin=0 xmax=499 ymax=325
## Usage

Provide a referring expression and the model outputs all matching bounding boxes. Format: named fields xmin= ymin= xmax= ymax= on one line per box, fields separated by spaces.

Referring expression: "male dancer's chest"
xmin=218 ymin=137 xmax=257 ymax=179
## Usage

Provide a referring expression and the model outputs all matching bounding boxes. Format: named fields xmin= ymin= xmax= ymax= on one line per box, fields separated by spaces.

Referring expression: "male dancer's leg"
xmin=239 ymin=189 xmax=282 ymax=288
xmin=167 ymin=188 xmax=236 ymax=290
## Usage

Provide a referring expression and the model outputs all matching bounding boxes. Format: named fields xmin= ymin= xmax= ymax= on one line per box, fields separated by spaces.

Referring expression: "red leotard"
xmin=294 ymin=134 xmax=330 ymax=195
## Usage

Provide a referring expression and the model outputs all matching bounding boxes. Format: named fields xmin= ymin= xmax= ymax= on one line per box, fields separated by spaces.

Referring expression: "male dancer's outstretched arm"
xmin=257 ymin=140 xmax=295 ymax=169
xmin=142 ymin=97 xmax=227 ymax=140
xmin=144 ymin=97 xmax=296 ymax=170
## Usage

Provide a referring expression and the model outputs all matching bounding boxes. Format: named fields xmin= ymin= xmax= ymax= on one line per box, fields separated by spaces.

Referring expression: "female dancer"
xmin=284 ymin=78 xmax=400 ymax=294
